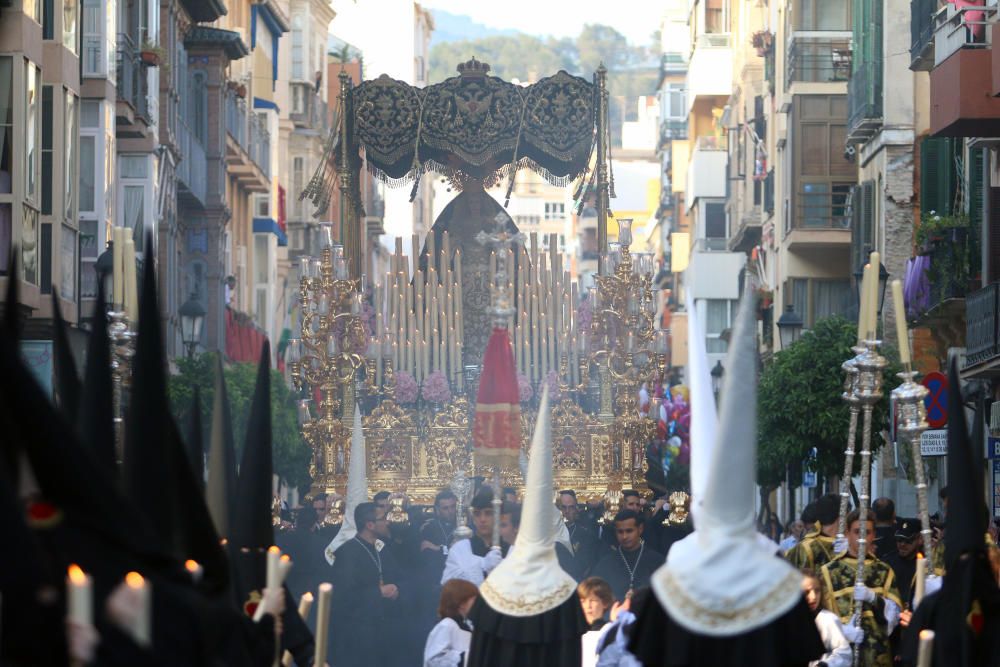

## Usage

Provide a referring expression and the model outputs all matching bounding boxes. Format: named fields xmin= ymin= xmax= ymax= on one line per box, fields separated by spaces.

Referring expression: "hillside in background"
xmin=429 ymin=10 xmax=519 ymax=47
xmin=428 ymin=21 xmax=659 ymax=146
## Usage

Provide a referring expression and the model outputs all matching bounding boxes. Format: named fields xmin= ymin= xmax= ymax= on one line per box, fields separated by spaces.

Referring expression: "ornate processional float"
xmin=288 ymin=59 xmax=674 ymax=514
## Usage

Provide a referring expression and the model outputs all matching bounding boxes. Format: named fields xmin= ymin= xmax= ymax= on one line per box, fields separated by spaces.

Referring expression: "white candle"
xmin=868 ymin=251 xmax=880 ymax=338
xmin=254 ymin=546 xmax=281 ymax=621
xmin=67 ymin=564 xmax=92 ymax=627
xmin=124 ymin=238 xmax=138 ymax=324
xmin=411 ymin=234 xmax=419 ymax=269
xmin=112 ymin=227 xmax=124 ymax=308
xmin=916 ymin=630 xmax=934 ymax=667
xmin=858 ymin=263 xmax=872 ymax=343
xmin=891 ymin=279 xmax=910 ymax=365
xmin=125 ymin=571 xmax=151 ymax=647
xmin=313 ymin=583 xmax=333 ymax=667
xmin=282 ymin=592 xmax=316 ymax=666
xmin=914 ymin=555 xmax=926 ymax=608
xmin=185 ymin=559 xmax=203 ymax=584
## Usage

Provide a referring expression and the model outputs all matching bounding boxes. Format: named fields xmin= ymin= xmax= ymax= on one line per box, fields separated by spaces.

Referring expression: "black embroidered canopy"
xmin=351 ymin=59 xmax=597 ymax=189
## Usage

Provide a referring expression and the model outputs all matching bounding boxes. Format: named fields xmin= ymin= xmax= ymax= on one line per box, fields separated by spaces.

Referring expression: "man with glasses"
xmin=330 ymin=502 xmax=402 ymax=667
xmin=558 ymin=489 xmax=599 ymax=576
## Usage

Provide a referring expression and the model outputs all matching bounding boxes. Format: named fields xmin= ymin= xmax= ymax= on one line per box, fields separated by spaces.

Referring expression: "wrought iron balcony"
xmin=910 ymin=0 xmax=940 ymax=70
xmin=933 ymin=3 xmax=994 ymax=67
xmin=290 ymin=82 xmax=330 ymax=133
xmin=115 ymin=34 xmax=151 ymax=127
xmin=176 ymin=118 xmax=208 ymax=206
xmin=965 ymin=282 xmax=1000 ymax=371
xmin=659 ymin=118 xmax=687 ymax=146
xmin=846 ymin=59 xmax=883 ymax=145
xmin=785 ymin=32 xmax=852 ymax=86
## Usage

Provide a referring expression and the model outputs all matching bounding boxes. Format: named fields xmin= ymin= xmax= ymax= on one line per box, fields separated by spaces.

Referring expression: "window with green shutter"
xmin=920 ymin=137 xmax=957 ymax=216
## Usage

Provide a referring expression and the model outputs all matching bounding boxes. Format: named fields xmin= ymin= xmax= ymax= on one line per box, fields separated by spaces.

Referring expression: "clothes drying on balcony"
xmin=903 ymin=255 xmax=931 ymax=320
xmin=225 ymin=307 xmax=267 ymax=364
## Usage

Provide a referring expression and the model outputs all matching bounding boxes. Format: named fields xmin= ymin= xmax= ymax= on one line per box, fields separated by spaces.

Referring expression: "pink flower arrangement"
xmin=542 ymin=370 xmax=561 ymax=402
xmin=421 ymin=370 xmax=452 ymax=404
xmin=517 ymin=373 xmax=533 ymax=403
xmin=395 ymin=371 xmax=418 ymax=404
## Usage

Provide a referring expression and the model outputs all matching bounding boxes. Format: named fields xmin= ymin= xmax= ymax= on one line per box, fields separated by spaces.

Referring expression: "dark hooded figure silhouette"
xmin=901 ymin=356 xmax=1000 ymax=667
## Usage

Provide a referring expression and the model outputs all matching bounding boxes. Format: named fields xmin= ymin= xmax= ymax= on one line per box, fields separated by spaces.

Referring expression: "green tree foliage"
xmin=167 ymin=353 xmax=312 ymax=490
xmin=429 ymin=34 xmax=575 ymax=83
xmin=757 ymin=316 xmax=902 ymax=490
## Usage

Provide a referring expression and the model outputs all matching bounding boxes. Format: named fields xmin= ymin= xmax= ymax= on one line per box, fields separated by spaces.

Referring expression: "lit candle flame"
xmin=125 ymin=572 xmax=145 ymax=589
xmin=68 ymin=564 xmax=87 ymax=585
xmin=268 ymin=545 xmax=280 ymax=555
xmin=185 ymin=559 xmax=200 ymax=573
xmin=280 ymin=554 xmax=291 ymax=564
xmin=303 ymin=592 xmax=314 ymax=602
xmin=917 ymin=552 xmax=924 ymax=559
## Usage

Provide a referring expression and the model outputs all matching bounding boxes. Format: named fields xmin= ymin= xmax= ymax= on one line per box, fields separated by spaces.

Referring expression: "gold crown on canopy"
xmin=457 ymin=57 xmax=491 ymax=79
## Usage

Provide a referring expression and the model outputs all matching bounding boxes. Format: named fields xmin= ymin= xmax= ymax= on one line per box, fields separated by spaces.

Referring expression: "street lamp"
xmin=95 ymin=241 xmax=115 ymax=305
xmin=710 ymin=360 xmax=724 ymax=398
xmin=853 ymin=251 xmax=890 ymax=316
xmin=777 ymin=304 xmax=804 ymax=350
xmin=179 ymin=294 xmax=206 ymax=358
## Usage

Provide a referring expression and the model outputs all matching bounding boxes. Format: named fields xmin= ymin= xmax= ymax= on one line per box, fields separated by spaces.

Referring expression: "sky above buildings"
xmin=417 ymin=0 xmax=661 ymax=46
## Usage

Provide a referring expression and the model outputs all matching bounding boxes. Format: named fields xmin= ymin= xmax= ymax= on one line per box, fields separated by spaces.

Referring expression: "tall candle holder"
xmin=291 ymin=243 xmax=369 ymax=491
xmin=108 ymin=310 xmax=135 ymax=464
xmin=450 ymin=470 xmax=475 ymax=541
xmin=849 ymin=338 xmax=887 ymax=666
xmin=891 ymin=371 xmax=932 ymax=565
xmin=836 ymin=346 xmax=865 ymax=542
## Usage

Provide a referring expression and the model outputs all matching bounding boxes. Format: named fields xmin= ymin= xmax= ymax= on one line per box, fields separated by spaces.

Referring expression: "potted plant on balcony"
xmin=139 ymin=41 xmax=166 ymax=67
xmin=917 ymin=210 xmax=973 ymax=303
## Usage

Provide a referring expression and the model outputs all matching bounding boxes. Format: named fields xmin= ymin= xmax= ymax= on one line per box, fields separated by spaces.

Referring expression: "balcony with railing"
xmin=786 ymin=181 xmax=852 ymax=248
xmin=115 ymin=35 xmax=151 ymax=132
xmin=910 ymin=0 xmax=941 ymax=70
xmin=846 ymin=58 xmax=883 ymax=145
xmin=290 ymin=82 xmax=330 ymax=133
xmin=686 ymin=34 xmax=733 ymax=106
xmin=907 ymin=229 xmax=977 ymax=341
xmin=964 ymin=282 xmax=1000 ymax=377
xmin=686 ymin=136 xmax=727 ymax=206
xmin=225 ymin=90 xmax=270 ymax=193
xmin=929 ymin=5 xmax=1000 ymax=137
xmin=659 ymin=118 xmax=687 ymax=148
xmin=785 ymin=32 xmax=852 ymax=86
xmin=176 ymin=119 xmax=207 ymax=207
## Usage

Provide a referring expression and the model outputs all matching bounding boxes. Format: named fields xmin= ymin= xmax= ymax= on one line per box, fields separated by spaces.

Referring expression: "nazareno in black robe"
xmin=627 ymin=589 xmax=825 ymax=667
xmin=466 ymin=592 xmax=587 ymax=667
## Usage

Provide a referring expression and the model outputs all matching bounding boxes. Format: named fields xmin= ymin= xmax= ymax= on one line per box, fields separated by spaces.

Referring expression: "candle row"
xmin=374 ymin=233 xmax=465 ymax=389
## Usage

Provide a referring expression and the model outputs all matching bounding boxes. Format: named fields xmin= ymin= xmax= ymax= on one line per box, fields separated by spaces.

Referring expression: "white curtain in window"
xmin=123 ymin=185 xmax=143 ymax=250
xmin=814 ymin=280 xmax=852 ymax=322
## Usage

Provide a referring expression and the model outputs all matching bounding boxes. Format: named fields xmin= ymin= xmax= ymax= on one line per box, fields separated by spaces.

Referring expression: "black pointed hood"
xmin=945 ymin=356 xmax=986 ymax=569
xmin=207 ymin=356 xmax=238 ymax=541
xmin=232 ymin=342 xmax=274 ymax=552
xmin=166 ymin=413 xmax=230 ymax=596
xmin=185 ymin=386 xmax=205 ymax=490
xmin=50 ymin=289 xmax=81 ymax=422
xmin=123 ymin=242 xmax=178 ymax=555
xmin=77 ymin=279 xmax=116 ymax=473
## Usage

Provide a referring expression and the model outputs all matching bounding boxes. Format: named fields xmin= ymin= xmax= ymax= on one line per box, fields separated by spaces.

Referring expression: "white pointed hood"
xmin=480 ymin=388 xmax=577 ymax=616
xmin=685 ymin=290 xmax=717 ymax=522
xmin=652 ymin=289 xmax=801 ymax=636
xmin=325 ymin=405 xmax=366 ymax=564
xmin=519 ymin=432 xmax=573 ymax=555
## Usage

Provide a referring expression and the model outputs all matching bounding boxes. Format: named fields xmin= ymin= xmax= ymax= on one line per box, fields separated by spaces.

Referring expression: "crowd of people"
xmin=271 ymin=470 xmax=1000 ymax=667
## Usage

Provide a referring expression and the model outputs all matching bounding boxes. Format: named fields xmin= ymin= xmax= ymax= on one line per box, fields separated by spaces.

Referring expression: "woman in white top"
xmin=424 ymin=578 xmax=479 ymax=667
xmin=802 ymin=571 xmax=853 ymax=667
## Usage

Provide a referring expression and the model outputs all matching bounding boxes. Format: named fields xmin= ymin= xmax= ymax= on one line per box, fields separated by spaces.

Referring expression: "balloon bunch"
xmin=643 ymin=384 xmax=692 ymax=492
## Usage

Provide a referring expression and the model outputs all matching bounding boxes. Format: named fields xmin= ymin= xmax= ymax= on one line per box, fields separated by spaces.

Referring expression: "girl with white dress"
xmin=424 ymin=578 xmax=479 ymax=667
